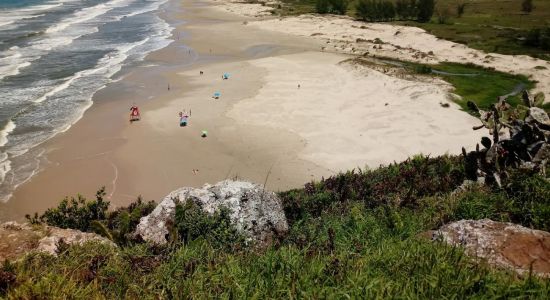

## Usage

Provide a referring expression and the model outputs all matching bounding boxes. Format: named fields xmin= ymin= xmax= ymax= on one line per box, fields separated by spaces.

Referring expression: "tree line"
xmin=316 ymin=0 xmax=436 ymax=23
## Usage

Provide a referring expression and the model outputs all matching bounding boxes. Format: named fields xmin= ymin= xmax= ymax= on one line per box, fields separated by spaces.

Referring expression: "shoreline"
xmin=0 ymin=0 xmax=330 ymax=221
xmin=1 ymin=0 xmax=532 ymax=221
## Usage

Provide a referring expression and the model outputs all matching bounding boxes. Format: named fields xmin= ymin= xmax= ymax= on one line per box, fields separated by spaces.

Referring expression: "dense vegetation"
xmin=278 ymin=0 xmax=550 ymax=59
xmin=2 ymin=153 xmax=549 ymax=298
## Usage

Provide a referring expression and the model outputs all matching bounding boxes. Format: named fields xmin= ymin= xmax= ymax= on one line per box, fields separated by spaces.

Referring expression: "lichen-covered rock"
xmin=134 ymin=180 xmax=288 ymax=245
xmin=433 ymin=219 xmax=550 ymax=277
xmin=0 ymin=222 xmax=115 ymax=262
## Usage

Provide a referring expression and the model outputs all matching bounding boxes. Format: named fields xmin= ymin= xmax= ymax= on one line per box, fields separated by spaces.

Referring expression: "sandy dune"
xmin=228 ymin=51 xmax=484 ymax=171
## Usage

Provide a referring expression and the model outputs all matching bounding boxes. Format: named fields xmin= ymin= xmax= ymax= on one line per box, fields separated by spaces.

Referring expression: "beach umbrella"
xmin=201 ymin=130 xmax=208 ymax=138
xmin=213 ymin=92 xmax=221 ymax=98
xmin=223 ymin=73 xmax=230 ymax=79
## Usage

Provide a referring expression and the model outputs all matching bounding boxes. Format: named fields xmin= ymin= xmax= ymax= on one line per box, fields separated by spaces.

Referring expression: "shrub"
xmin=174 ymin=200 xmax=245 ymax=250
xmin=280 ymin=155 xmax=464 ymax=224
xmin=395 ymin=0 xmax=417 ymax=20
xmin=315 ymin=0 xmax=329 ymax=14
xmin=356 ymin=0 xmax=395 ymax=22
xmin=417 ymin=0 xmax=435 ymax=23
xmin=316 ymin=0 xmax=348 ymax=15
xmin=105 ymin=197 xmax=157 ymax=245
xmin=26 ymin=188 xmax=156 ymax=245
xmin=26 ymin=188 xmax=109 ymax=232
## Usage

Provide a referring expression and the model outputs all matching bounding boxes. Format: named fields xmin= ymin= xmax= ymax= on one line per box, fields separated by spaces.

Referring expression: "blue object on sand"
xmin=223 ymin=73 xmax=230 ymax=79
xmin=213 ymin=92 xmax=221 ymax=98
xmin=180 ymin=117 xmax=188 ymax=127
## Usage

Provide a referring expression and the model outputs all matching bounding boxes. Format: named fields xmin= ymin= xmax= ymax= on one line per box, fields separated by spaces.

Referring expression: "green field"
xmin=277 ymin=0 xmax=550 ymax=59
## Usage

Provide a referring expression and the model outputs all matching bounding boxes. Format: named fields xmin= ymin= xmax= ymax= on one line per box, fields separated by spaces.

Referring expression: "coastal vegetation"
xmin=414 ymin=62 xmax=536 ymax=110
xmin=351 ymin=57 xmax=538 ymax=111
xmin=279 ymin=0 xmax=550 ymax=59
xmin=2 ymin=150 xmax=549 ymax=297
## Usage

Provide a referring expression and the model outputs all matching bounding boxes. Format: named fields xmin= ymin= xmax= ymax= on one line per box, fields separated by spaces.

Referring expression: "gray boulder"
xmin=0 ymin=222 xmax=115 ymax=262
xmin=134 ymin=180 xmax=289 ymax=245
xmin=432 ymin=219 xmax=550 ymax=277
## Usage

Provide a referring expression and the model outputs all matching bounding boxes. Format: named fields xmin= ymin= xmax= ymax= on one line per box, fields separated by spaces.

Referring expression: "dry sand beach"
xmin=6 ymin=0 xmax=540 ymax=221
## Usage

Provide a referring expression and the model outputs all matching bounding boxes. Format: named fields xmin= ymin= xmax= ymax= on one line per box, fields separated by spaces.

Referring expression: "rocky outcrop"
xmin=433 ymin=219 xmax=550 ymax=277
xmin=134 ymin=180 xmax=288 ymax=245
xmin=0 ymin=222 xmax=115 ymax=262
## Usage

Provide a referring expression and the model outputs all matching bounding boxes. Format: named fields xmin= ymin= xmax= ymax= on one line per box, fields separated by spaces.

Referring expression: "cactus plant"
xmin=463 ymin=90 xmax=549 ymax=187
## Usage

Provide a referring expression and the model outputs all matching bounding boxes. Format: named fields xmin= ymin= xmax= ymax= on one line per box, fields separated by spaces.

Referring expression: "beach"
xmin=0 ymin=0 xmax=501 ymax=221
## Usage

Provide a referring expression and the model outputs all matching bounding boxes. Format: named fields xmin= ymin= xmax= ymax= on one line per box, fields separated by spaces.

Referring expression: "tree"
xmin=330 ymin=0 xmax=348 ymax=15
xmin=417 ymin=0 xmax=435 ymax=23
xmin=395 ymin=0 xmax=408 ymax=19
xmin=316 ymin=0 xmax=329 ymax=14
xmin=356 ymin=0 xmax=395 ymax=22
xmin=521 ymin=0 xmax=534 ymax=14
xmin=381 ymin=1 xmax=396 ymax=21
xmin=356 ymin=0 xmax=371 ymax=21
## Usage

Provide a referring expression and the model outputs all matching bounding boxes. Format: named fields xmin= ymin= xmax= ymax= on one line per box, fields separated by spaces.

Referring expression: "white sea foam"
xmin=0 ymin=120 xmax=16 ymax=185
xmin=0 ymin=120 xmax=16 ymax=148
xmin=0 ymin=153 xmax=11 ymax=185
xmin=115 ymin=0 xmax=169 ymax=20
xmin=45 ymin=0 xmax=129 ymax=34
xmin=0 ymin=20 xmax=14 ymax=27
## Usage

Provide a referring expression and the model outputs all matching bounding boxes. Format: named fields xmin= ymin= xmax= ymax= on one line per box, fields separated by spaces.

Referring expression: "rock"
xmin=135 ymin=180 xmax=289 ymax=246
xmin=432 ymin=219 xmax=550 ymax=277
xmin=0 ymin=222 xmax=115 ymax=262
xmin=526 ymin=107 xmax=550 ymax=126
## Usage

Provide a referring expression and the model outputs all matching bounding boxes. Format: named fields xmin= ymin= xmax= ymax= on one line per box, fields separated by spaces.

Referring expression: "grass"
xmin=2 ymin=155 xmax=549 ymax=298
xmin=419 ymin=62 xmax=535 ymax=110
xmin=276 ymin=0 xmax=550 ymax=59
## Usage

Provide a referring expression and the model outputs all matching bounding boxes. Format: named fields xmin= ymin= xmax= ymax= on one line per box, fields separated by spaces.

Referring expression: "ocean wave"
xmin=0 ymin=48 xmax=33 ymax=81
xmin=0 ymin=0 xmax=67 ymax=31
xmin=115 ymin=0 xmax=169 ymax=20
xmin=0 ymin=0 xmax=134 ymax=81
xmin=45 ymin=0 xmax=130 ymax=35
